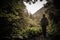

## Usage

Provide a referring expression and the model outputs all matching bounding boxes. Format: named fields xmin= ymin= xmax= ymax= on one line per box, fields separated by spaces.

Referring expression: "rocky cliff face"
xmin=34 ymin=7 xmax=46 ymax=20
xmin=33 ymin=7 xmax=49 ymax=24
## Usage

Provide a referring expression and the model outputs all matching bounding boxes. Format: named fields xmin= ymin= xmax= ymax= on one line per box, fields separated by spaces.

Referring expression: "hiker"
xmin=40 ymin=14 xmax=48 ymax=38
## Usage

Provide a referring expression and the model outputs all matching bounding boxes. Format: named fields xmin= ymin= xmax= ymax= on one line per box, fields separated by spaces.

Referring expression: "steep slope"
xmin=33 ymin=7 xmax=49 ymax=25
xmin=34 ymin=7 xmax=48 ymax=20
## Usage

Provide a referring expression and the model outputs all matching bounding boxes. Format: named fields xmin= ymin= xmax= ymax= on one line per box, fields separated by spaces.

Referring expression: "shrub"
xmin=12 ymin=27 xmax=42 ymax=39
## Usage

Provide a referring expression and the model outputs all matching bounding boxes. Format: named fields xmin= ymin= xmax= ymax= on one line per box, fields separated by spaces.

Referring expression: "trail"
xmin=26 ymin=33 xmax=51 ymax=40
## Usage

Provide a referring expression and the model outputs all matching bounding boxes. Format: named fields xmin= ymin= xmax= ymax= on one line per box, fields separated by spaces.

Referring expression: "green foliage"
xmin=12 ymin=27 xmax=42 ymax=39
xmin=47 ymin=25 xmax=55 ymax=35
xmin=45 ymin=0 xmax=60 ymax=39
xmin=0 ymin=0 xmax=27 ymax=38
xmin=1 ymin=0 xmax=60 ymax=39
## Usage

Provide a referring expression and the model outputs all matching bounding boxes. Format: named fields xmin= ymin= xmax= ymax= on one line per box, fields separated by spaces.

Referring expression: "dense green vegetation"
xmin=44 ymin=0 xmax=60 ymax=40
xmin=0 ymin=0 xmax=60 ymax=40
xmin=0 ymin=0 xmax=42 ymax=39
xmin=12 ymin=27 xmax=42 ymax=39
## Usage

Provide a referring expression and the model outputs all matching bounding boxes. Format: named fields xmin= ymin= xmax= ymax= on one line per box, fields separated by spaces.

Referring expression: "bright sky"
xmin=24 ymin=0 xmax=47 ymax=14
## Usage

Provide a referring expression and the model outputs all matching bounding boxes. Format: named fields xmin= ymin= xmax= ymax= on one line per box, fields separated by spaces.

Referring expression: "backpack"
xmin=41 ymin=17 xmax=48 ymax=26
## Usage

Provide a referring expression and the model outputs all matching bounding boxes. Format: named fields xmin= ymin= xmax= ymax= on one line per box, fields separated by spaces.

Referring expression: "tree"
xmin=0 ymin=0 xmax=28 ymax=39
xmin=44 ymin=0 xmax=60 ymax=40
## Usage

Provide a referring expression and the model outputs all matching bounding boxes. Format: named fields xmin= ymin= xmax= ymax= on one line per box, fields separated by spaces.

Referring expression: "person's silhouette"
xmin=40 ymin=14 xmax=48 ymax=38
